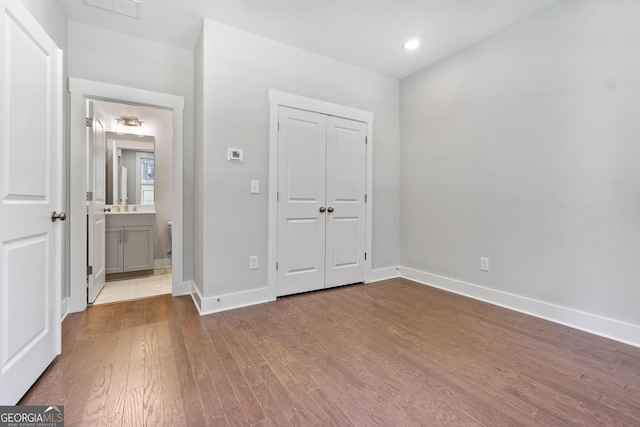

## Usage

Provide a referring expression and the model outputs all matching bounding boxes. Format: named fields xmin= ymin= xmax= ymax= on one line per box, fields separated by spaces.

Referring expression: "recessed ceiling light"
xmin=404 ymin=39 xmax=420 ymax=50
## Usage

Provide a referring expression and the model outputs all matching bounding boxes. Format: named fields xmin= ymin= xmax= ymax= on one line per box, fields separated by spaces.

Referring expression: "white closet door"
xmin=277 ymin=106 xmax=368 ymax=297
xmin=277 ymin=107 xmax=327 ymax=296
xmin=325 ymin=116 xmax=367 ymax=288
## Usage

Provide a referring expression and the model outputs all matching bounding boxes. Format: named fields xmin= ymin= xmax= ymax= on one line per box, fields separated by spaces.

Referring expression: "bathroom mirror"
xmin=106 ymin=132 xmax=155 ymax=205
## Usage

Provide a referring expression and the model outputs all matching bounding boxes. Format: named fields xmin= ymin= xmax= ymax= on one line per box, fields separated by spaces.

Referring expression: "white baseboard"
xmin=399 ymin=266 xmax=640 ymax=349
xmin=368 ymin=266 xmax=400 ymax=283
xmin=190 ymin=282 xmax=203 ymax=313
xmin=190 ymin=282 xmax=275 ymax=316
xmin=154 ymin=258 xmax=172 ymax=269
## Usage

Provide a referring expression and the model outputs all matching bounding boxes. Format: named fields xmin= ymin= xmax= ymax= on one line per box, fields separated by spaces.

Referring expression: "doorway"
xmin=268 ymin=91 xmax=374 ymax=299
xmin=68 ymin=78 xmax=186 ymax=314
xmin=87 ymin=99 xmax=174 ymax=304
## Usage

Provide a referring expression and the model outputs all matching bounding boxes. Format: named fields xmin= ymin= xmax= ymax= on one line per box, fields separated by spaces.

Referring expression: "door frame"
xmin=268 ymin=90 xmax=373 ymax=300
xmin=68 ymin=78 xmax=186 ymax=313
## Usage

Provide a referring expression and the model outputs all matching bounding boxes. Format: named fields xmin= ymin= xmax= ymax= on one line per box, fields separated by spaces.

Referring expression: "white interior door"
xmin=87 ymin=101 xmax=106 ymax=303
xmin=277 ymin=107 xmax=327 ymax=296
xmin=0 ymin=0 xmax=63 ymax=404
xmin=325 ymin=116 xmax=367 ymax=288
xmin=277 ymin=107 xmax=366 ymax=297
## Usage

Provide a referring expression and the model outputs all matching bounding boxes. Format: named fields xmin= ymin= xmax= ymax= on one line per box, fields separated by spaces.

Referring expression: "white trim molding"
xmin=268 ymin=90 xmax=374 ymax=300
xmin=191 ymin=282 xmax=273 ymax=316
xmin=399 ymin=266 xmax=640 ymax=349
xmin=68 ymin=78 xmax=187 ymax=313
xmin=368 ymin=267 xmax=400 ymax=283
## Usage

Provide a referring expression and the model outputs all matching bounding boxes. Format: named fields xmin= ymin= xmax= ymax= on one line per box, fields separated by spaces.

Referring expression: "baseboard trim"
xmin=368 ymin=267 xmax=400 ymax=283
xmin=190 ymin=282 xmax=203 ymax=314
xmin=190 ymin=282 xmax=275 ymax=316
xmin=399 ymin=266 xmax=640 ymax=349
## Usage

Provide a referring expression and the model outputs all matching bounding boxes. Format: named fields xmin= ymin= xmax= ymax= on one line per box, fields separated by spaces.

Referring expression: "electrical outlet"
xmin=249 ymin=255 xmax=258 ymax=270
xmin=480 ymin=257 xmax=489 ymax=272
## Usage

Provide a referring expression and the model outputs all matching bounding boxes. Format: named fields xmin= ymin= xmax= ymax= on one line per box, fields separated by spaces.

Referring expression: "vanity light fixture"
xmin=115 ymin=116 xmax=145 ymax=136
xmin=404 ymin=39 xmax=420 ymax=50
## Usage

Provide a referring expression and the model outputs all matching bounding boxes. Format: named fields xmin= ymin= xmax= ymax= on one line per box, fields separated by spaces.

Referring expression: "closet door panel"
xmin=325 ymin=116 xmax=367 ymax=288
xmin=277 ymin=107 xmax=327 ymax=296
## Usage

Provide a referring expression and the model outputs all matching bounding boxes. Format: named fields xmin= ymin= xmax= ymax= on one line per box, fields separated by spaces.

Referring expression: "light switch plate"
xmin=251 ymin=180 xmax=259 ymax=194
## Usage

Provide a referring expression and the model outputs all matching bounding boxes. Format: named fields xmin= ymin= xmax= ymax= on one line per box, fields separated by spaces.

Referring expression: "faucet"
xmin=125 ymin=197 xmax=129 ymax=212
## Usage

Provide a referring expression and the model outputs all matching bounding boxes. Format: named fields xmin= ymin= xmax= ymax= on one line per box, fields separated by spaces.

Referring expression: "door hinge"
xmin=365 ymin=194 xmax=367 ymax=203
xmin=87 ymin=265 xmax=93 ymax=276
xmin=365 ymin=136 xmax=368 ymax=145
xmin=86 ymin=191 xmax=93 ymax=201
xmin=86 ymin=117 xmax=93 ymax=127
xmin=278 ymin=121 xmax=280 ymax=131
xmin=276 ymin=262 xmax=279 ymax=271
xmin=277 ymin=191 xmax=279 ymax=201
xmin=364 ymin=252 xmax=367 ymax=261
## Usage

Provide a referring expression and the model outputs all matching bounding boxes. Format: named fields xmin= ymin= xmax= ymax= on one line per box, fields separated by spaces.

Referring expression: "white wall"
xmin=400 ymin=0 xmax=640 ymax=343
xmin=19 ymin=0 xmax=66 ymax=49
xmin=195 ymin=20 xmax=399 ymax=309
xmin=67 ymin=21 xmax=195 ymax=281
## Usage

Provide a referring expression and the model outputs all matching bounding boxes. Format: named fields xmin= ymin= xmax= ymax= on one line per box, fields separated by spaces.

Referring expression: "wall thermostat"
xmin=228 ymin=148 xmax=243 ymax=161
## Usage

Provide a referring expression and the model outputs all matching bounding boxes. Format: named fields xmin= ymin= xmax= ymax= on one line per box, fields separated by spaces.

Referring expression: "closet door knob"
xmin=319 ymin=207 xmax=326 ymax=213
xmin=51 ymin=211 xmax=67 ymax=222
xmin=327 ymin=207 xmax=334 ymax=213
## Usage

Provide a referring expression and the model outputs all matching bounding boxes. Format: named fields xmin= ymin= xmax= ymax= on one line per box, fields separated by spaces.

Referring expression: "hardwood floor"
xmin=20 ymin=278 xmax=640 ymax=426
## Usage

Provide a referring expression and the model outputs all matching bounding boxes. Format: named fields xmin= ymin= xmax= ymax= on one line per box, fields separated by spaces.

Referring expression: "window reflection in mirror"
xmin=106 ymin=132 xmax=155 ymax=205
xmin=139 ymin=155 xmax=155 ymax=204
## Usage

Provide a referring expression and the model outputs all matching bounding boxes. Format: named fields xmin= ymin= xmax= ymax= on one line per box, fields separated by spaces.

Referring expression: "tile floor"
xmin=93 ymin=269 xmax=172 ymax=305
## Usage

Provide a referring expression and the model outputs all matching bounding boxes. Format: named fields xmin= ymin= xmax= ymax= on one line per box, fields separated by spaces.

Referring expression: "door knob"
xmin=319 ymin=207 xmax=326 ymax=213
xmin=104 ymin=207 xmax=111 ymax=213
xmin=327 ymin=207 xmax=334 ymax=213
xmin=51 ymin=211 xmax=67 ymax=222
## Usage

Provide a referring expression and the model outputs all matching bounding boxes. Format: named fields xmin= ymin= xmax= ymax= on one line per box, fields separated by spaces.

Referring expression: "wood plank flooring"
xmin=19 ymin=278 xmax=640 ymax=426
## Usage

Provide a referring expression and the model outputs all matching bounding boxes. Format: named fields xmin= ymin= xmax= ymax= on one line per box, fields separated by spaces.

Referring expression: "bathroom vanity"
xmin=105 ymin=211 xmax=155 ymax=274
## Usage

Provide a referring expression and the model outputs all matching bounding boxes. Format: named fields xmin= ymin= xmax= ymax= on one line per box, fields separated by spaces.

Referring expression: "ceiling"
xmin=61 ymin=0 xmax=564 ymax=79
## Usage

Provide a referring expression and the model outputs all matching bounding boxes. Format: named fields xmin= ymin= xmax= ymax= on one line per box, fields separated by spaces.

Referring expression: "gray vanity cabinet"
xmin=105 ymin=213 xmax=155 ymax=274
xmin=105 ymin=227 xmax=124 ymax=274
